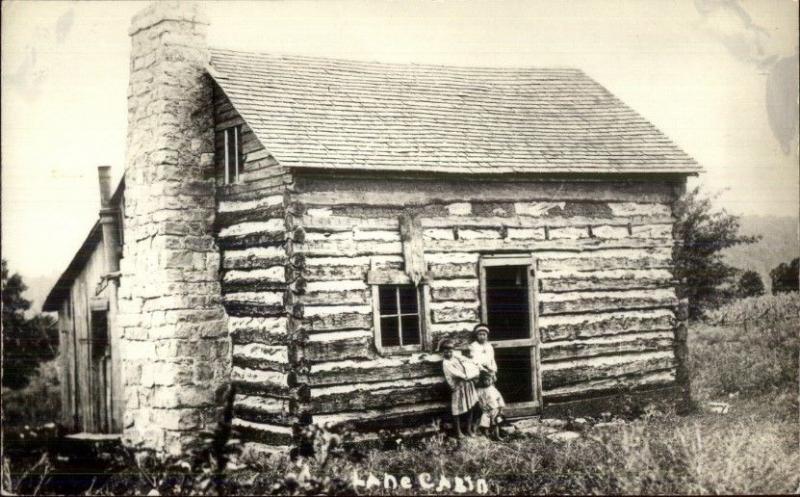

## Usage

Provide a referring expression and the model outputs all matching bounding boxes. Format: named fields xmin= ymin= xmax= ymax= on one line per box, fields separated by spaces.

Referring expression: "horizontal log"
xmin=430 ymin=286 xmax=478 ymax=302
xmin=540 ymin=350 xmax=675 ymax=389
xmin=225 ymin=302 xmax=286 ymax=318
xmin=295 ymin=240 xmax=403 ymax=257
xmin=218 ymin=232 xmax=286 ymax=250
xmin=222 ymin=246 xmax=287 ymax=270
xmin=424 ymin=237 xmax=672 ymax=254
xmin=215 ymin=204 xmax=285 ymax=229
xmin=233 ymin=403 xmax=297 ymax=426
xmin=232 ymin=366 xmax=291 ymax=396
xmin=421 ymin=214 xmax=674 ymax=229
xmin=540 ymin=331 xmax=673 ymax=362
xmin=427 ymin=262 xmax=477 ymax=279
xmin=607 ymin=202 xmax=672 ymax=217
xmin=301 ymin=311 xmax=373 ymax=333
xmin=538 ymin=309 xmax=676 ymax=342
xmin=305 ymin=376 xmax=447 ymax=414
xmin=431 ymin=305 xmax=479 ymax=323
xmin=292 ymin=177 xmax=677 ymax=205
xmin=549 ymin=226 xmax=590 ymax=239
xmin=536 ymin=248 xmax=672 ymax=272
xmin=543 ymin=369 xmax=676 ymax=402
xmin=231 ymin=418 xmax=294 ymax=445
xmin=232 ymin=343 xmax=290 ymax=371
xmin=218 ymin=194 xmax=284 ymax=214
xmin=302 ymin=264 xmax=368 ymax=282
xmin=538 ymin=269 xmax=674 ymax=293
xmin=303 ymin=331 xmax=377 ymax=362
xmin=311 ymin=402 xmax=448 ymax=431
xmin=300 ymin=354 xmax=442 ymax=386
xmin=299 ymin=289 xmax=371 ymax=306
xmin=539 ymin=289 xmax=678 ymax=315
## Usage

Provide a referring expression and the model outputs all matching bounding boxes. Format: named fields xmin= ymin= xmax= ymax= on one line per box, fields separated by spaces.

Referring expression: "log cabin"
xmin=44 ymin=2 xmax=699 ymax=453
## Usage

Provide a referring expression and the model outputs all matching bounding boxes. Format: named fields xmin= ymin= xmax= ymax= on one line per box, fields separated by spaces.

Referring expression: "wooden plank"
xmin=305 ymin=376 xmax=446 ymax=414
xmin=231 ymin=418 xmax=294 ymax=445
xmin=303 ymin=331 xmax=376 ymax=362
xmin=310 ymin=402 xmax=448 ymax=431
xmin=542 ymin=369 xmax=676 ymax=402
xmin=421 ymin=214 xmax=674 ymax=229
xmin=540 ymin=331 xmax=674 ymax=362
xmin=222 ymin=246 xmax=287 ymax=270
xmin=423 ymin=237 xmax=672 ymax=254
xmin=540 ymin=350 xmax=675 ymax=389
xmin=295 ymin=240 xmax=403 ymax=257
xmin=300 ymin=355 xmax=442 ymax=387
xmin=538 ymin=309 xmax=676 ymax=342
xmin=215 ymin=204 xmax=285 ymax=229
xmin=233 ymin=394 xmax=297 ymax=425
xmin=299 ymin=289 xmax=371 ymax=306
xmin=293 ymin=176 xmax=677 ymax=205
xmin=428 ymin=262 xmax=477 ymax=279
xmin=539 ymin=289 xmax=678 ymax=315
xmin=536 ymin=248 xmax=672 ymax=272
xmin=538 ymin=269 xmax=674 ymax=293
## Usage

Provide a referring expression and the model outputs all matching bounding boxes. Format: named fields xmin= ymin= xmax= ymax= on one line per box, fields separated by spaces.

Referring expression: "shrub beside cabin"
xmin=44 ymin=2 xmax=700 ymax=453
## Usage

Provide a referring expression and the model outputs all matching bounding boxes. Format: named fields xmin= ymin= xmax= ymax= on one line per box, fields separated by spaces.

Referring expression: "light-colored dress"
xmin=469 ymin=341 xmax=506 ymax=427
xmin=442 ymin=354 xmax=479 ymax=415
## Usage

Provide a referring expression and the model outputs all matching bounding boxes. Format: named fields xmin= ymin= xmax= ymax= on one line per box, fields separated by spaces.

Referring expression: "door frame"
xmin=478 ymin=254 xmax=543 ymax=417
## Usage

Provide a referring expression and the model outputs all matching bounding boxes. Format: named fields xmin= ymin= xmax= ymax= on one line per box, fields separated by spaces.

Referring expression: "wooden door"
xmin=479 ymin=255 xmax=542 ymax=417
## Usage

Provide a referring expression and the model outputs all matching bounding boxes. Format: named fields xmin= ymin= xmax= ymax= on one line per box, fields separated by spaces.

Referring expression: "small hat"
xmin=472 ymin=323 xmax=490 ymax=339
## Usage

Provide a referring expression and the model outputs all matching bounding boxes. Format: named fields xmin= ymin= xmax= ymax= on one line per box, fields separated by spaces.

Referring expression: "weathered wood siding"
xmin=61 ymin=240 xmax=116 ymax=432
xmin=213 ymin=86 xmax=291 ymax=196
xmin=286 ymin=174 xmax=682 ymax=431
xmin=214 ymin=91 xmax=298 ymax=446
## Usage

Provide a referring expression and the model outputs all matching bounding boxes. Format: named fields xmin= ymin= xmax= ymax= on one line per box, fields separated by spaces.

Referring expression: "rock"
xmin=547 ymin=431 xmax=581 ymax=443
xmin=705 ymin=401 xmax=730 ymax=414
xmin=540 ymin=418 xmax=568 ymax=428
xmin=512 ymin=419 xmax=559 ymax=436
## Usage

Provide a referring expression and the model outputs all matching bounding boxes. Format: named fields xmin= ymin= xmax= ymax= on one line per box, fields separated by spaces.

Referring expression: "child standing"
xmin=439 ymin=339 xmax=479 ymax=438
xmin=469 ymin=324 xmax=506 ymax=439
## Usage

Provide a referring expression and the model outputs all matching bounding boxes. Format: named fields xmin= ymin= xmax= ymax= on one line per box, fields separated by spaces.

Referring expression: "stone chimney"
xmin=118 ymin=1 xmax=230 ymax=453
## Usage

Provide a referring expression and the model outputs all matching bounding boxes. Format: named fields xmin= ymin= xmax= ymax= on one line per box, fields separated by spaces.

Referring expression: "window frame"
xmin=369 ymin=269 xmax=431 ymax=354
xmin=223 ymin=125 xmax=243 ymax=185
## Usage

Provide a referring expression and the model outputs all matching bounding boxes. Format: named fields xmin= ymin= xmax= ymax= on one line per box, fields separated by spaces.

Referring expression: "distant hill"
xmin=723 ymin=215 xmax=799 ymax=293
xmin=23 ymin=274 xmax=58 ymax=316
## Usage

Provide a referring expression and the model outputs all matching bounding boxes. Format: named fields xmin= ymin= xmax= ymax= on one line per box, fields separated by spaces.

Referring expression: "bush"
xmin=691 ymin=293 xmax=800 ymax=400
xmin=1 ymin=359 xmax=61 ymax=432
xmin=770 ymin=257 xmax=799 ymax=294
xmin=736 ymin=270 xmax=765 ymax=297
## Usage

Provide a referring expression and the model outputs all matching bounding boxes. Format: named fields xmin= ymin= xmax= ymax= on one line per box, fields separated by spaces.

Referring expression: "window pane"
xmin=398 ymin=286 xmax=418 ymax=314
xmin=378 ymin=287 xmax=397 ymax=315
xmin=381 ymin=316 xmax=400 ymax=347
xmin=401 ymin=315 xmax=420 ymax=345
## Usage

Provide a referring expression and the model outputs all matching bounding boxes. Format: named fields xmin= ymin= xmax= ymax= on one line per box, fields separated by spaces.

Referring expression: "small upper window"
xmin=223 ymin=125 xmax=243 ymax=184
xmin=375 ymin=285 xmax=422 ymax=350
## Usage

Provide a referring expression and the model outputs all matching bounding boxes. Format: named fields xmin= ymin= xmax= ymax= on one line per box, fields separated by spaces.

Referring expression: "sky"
xmin=2 ymin=0 xmax=798 ymax=298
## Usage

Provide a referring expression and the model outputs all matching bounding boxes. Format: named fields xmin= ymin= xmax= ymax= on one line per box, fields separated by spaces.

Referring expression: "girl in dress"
xmin=469 ymin=324 xmax=506 ymax=439
xmin=439 ymin=339 xmax=479 ymax=438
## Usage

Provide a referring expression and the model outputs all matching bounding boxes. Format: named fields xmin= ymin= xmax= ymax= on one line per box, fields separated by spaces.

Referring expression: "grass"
xmin=3 ymin=294 xmax=799 ymax=495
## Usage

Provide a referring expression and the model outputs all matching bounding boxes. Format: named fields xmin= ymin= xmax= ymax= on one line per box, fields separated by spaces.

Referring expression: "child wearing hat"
xmin=469 ymin=324 xmax=506 ymax=439
xmin=439 ymin=338 xmax=479 ymax=438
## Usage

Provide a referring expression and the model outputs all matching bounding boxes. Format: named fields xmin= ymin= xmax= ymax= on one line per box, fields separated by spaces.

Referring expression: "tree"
xmin=673 ymin=187 xmax=759 ymax=320
xmin=736 ymin=270 xmax=765 ymax=298
xmin=2 ymin=259 xmax=59 ymax=389
xmin=770 ymin=257 xmax=799 ymax=294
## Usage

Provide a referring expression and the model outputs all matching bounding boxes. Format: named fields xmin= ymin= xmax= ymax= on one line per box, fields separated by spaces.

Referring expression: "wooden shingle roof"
xmin=208 ymin=49 xmax=701 ymax=175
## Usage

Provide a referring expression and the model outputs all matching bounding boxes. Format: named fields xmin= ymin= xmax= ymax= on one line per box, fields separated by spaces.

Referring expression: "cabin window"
xmin=373 ymin=285 xmax=423 ymax=351
xmin=222 ymin=125 xmax=243 ymax=184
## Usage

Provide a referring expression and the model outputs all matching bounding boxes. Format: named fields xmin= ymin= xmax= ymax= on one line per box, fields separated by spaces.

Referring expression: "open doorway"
xmin=480 ymin=256 xmax=542 ymax=417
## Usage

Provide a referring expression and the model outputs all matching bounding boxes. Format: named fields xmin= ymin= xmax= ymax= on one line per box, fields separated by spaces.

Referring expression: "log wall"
xmin=214 ymin=92 xmax=297 ymax=446
xmin=286 ymin=174 xmax=684 ymax=433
